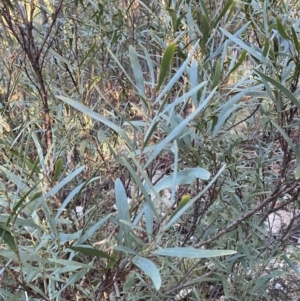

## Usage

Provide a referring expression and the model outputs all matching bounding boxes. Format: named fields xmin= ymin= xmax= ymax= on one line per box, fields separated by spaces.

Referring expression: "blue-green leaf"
xmin=69 ymin=245 xmax=114 ymax=261
xmin=129 ymin=45 xmax=146 ymax=98
xmin=132 ymin=256 xmax=161 ymax=290
xmin=153 ymin=167 xmax=210 ymax=193
xmin=115 ymin=179 xmax=132 ymax=248
xmin=153 ymin=247 xmax=236 ymax=258
xmin=255 ymin=69 xmax=300 ymax=110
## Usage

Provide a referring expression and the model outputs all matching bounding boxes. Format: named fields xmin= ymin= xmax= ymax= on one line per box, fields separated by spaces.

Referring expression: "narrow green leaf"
xmin=121 ymin=157 xmax=159 ymax=218
xmin=77 ymin=213 xmax=112 ymax=245
xmin=3 ymin=0 xmax=14 ymax=10
xmin=79 ymin=43 xmax=96 ymax=67
xmin=31 ymin=132 xmax=46 ymax=173
xmin=201 ymin=14 xmax=210 ymax=50
xmin=270 ymin=121 xmax=296 ymax=153
xmin=0 ymin=215 xmax=41 ymax=230
xmin=212 ymin=60 xmax=222 ymax=89
xmin=53 ymin=269 xmax=88 ymax=298
xmin=199 ymin=0 xmax=210 ymax=19
xmin=51 ymin=157 xmax=63 ymax=183
xmin=252 ymin=271 xmax=286 ymax=291
xmin=155 ymin=42 xmax=199 ymax=104
xmin=255 ymin=69 xmax=300 ymax=111
xmin=9 ymin=148 xmax=39 ymax=174
xmin=291 ymin=26 xmax=299 ymax=53
xmin=0 ymin=224 xmax=17 ymax=252
xmin=176 ymin=12 xmax=187 ymax=32
xmin=153 ymin=247 xmax=236 ymax=258
xmin=56 ymin=96 xmax=134 ymax=149
xmin=213 ymin=89 xmax=248 ymax=136
xmin=27 ymin=166 xmax=85 ymax=213
xmin=146 ymin=84 xmax=212 ymax=168
xmin=161 ymin=81 xmax=207 ymax=115
xmin=26 ymin=156 xmax=40 ymax=181
xmin=214 ymin=0 xmax=234 ymax=25
xmin=167 ymin=9 xmax=177 ymax=33
xmin=42 ymin=202 xmax=58 ymax=239
xmin=4 ymin=292 xmax=22 ymax=300
xmin=262 ymin=39 xmax=270 ymax=58
xmin=0 ymin=166 xmax=30 ymax=193
xmin=143 ymin=120 xmax=159 ymax=148
xmin=156 ymin=43 xmax=176 ymax=91
xmin=123 ymin=272 xmax=136 ymax=292
xmin=48 ymin=48 xmax=71 ymax=66
xmin=276 ymin=18 xmax=290 ymax=40
xmin=281 ymin=254 xmax=300 ymax=276
xmin=220 ymin=28 xmax=267 ymax=64
xmin=113 ymin=245 xmax=137 ymax=255
xmin=211 ymin=115 xmax=218 ymax=131
xmin=226 ymin=0 xmax=236 ymax=22
xmin=132 ymin=256 xmax=161 ymax=290
xmin=55 ymin=176 xmax=100 ymax=219
xmin=9 ymin=186 xmax=41 ymax=226
xmin=273 ymin=34 xmax=279 ymax=57
xmin=69 ymin=246 xmax=114 ymax=261
xmin=89 ymin=73 xmax=103 ymax=91
xmin=47 ymin=258 xmax=94 ymax=269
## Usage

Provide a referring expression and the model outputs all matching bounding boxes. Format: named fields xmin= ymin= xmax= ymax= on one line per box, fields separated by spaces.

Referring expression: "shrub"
xmin=0 ymin=0 xmax=300 ymax=300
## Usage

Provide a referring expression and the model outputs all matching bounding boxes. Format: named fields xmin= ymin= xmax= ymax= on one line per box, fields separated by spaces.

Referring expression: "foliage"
xmin=0 ymin=0 xmax=300 ymax=300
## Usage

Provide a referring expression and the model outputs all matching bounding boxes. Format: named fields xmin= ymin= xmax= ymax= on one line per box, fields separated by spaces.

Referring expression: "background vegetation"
xmin=0 ymin=0 xmax=300 ymax=300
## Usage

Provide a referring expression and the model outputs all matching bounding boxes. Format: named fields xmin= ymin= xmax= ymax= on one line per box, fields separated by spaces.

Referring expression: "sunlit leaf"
xmin=153 ymin=247 xmax=236 ymax=258
xmin=153 ymin=167 xmax=210 ymax=194
xmin=276 ymin=18 xmax=290 ymax=40
xmin=69 ymin=245 xmax=114 ymax=260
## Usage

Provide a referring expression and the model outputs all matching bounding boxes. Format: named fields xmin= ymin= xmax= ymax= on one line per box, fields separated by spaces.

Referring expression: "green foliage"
xmin=0 ymin=0 xmax=300 ymax=300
